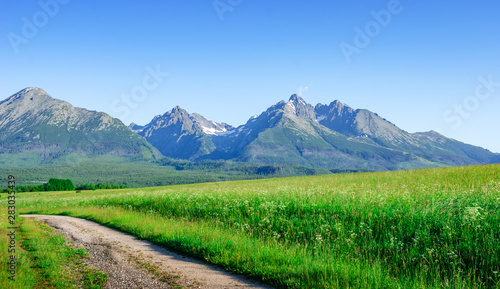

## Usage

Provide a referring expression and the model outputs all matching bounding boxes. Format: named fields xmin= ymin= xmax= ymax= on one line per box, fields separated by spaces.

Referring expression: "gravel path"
xmin=21 ymin=215 xmax=272 ymax=289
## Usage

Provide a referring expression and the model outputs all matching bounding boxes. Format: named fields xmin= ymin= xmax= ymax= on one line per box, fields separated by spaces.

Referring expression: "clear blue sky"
xmin=1 ymin=0 xmax=499 ymax=152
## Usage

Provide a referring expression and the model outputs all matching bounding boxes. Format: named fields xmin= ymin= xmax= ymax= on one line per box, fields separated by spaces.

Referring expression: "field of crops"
xmin=3 ymin=164 xmax=500 ymax=288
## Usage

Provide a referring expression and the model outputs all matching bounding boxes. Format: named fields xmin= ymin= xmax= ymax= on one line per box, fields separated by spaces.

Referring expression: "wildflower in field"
xmin=358 ymin=222 xmax=372 ymax=236
xmin=463 ymin=206 xmax=485 ymax=227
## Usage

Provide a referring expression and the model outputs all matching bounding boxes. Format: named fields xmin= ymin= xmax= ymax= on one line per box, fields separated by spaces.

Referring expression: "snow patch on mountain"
xmin=216 ymin=129 xmax=236 ymax=136
xmin=202 ymin=125 xmax=227 ymax=135
xmin=285 ymin=101 xmax=296 ymax=114
xmin=316 ymin=115 xmax=326 ymax=122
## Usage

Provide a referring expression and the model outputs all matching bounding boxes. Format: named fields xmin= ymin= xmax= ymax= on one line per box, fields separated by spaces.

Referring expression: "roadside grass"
xmin=0 ymin=210 xmax=107 ymax=289
xmin=0 ymin=211 xmax=37 ymax=288
xmin=9 ymin=164 xmax=500 ymax=288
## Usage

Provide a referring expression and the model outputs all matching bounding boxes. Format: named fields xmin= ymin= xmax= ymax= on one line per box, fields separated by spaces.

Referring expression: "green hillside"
xmin=238 ymin=113 xmax=444 ymax=171
xmin=0 ymin=87 xmax=162 ymax=167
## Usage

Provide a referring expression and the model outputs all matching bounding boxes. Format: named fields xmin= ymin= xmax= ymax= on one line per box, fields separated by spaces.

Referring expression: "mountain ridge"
xmin=135 ymin=105 xmax=233 ymax=160
xmin=141 ymin=93 xmax=498 ymax=170
xmin=1 ymin=87 xmax=498 ymax=170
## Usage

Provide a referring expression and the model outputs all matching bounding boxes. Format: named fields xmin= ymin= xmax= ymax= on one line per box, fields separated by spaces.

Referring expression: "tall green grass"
xmin=13 ymin=165 xmax=500 ymax=288
xmin=0 ymin=212 xmax=107 ymax=288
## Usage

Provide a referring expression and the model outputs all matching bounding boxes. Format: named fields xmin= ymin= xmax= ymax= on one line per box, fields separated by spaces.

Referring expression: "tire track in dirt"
xmin=22 ymin=215 xmax=272 ymax=289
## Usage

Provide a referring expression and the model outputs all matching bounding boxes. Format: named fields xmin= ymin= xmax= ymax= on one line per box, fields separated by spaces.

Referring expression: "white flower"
xmin=463 ymin=206 xmax=484 ymax=226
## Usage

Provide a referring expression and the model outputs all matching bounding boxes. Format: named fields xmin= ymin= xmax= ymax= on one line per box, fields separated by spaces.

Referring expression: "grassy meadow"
xmin=2 ymin=164 xmax=500 ymax=288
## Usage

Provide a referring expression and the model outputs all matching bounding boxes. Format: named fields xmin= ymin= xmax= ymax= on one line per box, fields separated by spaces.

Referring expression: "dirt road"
xmin=21 ymin=215 xmax=272 ymax=289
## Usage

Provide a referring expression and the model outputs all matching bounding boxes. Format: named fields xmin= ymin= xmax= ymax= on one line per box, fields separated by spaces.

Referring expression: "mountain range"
xmin=1 ymin=87 xmax=498 ymax=170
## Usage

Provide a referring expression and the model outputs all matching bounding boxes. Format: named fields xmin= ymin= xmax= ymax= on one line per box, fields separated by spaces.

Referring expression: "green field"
xmin=0 ymin=160 xmax=333 ymax=189
xmin=2 ymin=164 xmax=500 ymax=288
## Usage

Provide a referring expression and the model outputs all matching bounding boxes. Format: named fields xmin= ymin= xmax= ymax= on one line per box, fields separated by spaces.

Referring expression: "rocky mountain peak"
xmin=330 ymin=99 xmax=344 ymax=109
xmin=17 ymin=87 xmax=47 ymax=96
xmin=23 ymin=87 xmax=44 ymax=93
xmin=171 ymin=105 xmax=185 ymax=114
xmin=0 ymin=87 xmax=69 ymax=131
xmin=0 ymin=87 xmax=162 ymax=164
xmin=147 ymin=106 xmax=192 ymax=130
xmin=1 ymin=87 xmax=52 ymax=106
xmin=137 ymin=105 xmax=233 ymax=159
xmin=167 ymin=106 xmax=191 ymax=120
xmin=288 ymin=94 xmax=305 ymax=103
xmin=284 ymin=94 xmax=316 ymax=122
xmin=314 ymin=100 xmax=355 ymax=124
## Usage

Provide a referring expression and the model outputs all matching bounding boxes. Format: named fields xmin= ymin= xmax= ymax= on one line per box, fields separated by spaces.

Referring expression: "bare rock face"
xmin=284 ymin=94 xmax=317 ymax=122
xmin=0 ymin=87 xmax=116 ymax=135
xmin=314 ymin=100 xmax=417 ymax=145
xmin=137 ymin=106 xmax=233 ymax=160
xmin=0 ymin=87 xmax=161 ymax=165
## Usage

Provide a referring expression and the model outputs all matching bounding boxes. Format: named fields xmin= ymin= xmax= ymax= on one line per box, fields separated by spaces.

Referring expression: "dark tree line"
xmin=75 ymin=183 xmax=127 ymax=190
xmin=7 ymin=178 xmax=75 ymax=193
xmin=1 ymin=178 xmax=127 ymax=193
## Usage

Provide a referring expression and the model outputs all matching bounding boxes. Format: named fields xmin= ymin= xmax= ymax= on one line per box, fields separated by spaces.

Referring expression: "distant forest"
xmin=1 ymin=178 xmax=127 ymax=193
xmin=2 ymin=178 xmax=74 ymax=193
xmin=0 ymin=158 xmax=372 ymax=191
